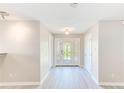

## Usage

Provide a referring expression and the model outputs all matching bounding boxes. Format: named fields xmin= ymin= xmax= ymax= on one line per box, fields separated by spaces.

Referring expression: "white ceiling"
xmin=0 ymin=3 xmax=124 ymax=34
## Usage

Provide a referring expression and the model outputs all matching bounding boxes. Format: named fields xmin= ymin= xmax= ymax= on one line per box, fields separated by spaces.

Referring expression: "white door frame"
xmin=88 ymin=38 xmax=92 ymax=72
xmin=54 ymin=37 xmax=80 ymax=66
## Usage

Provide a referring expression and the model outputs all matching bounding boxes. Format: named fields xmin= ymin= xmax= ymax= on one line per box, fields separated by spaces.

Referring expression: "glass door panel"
xmin=55 ymin=38 xmax=80 ymax=66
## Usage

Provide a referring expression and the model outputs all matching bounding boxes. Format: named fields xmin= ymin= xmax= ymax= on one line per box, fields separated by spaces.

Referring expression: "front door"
xmin=55 ymin=38 xmax=80 ymax=66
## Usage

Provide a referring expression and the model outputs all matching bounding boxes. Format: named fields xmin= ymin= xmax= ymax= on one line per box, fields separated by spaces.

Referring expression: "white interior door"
xmin=55 ymin=38 xmax=80 ymax=66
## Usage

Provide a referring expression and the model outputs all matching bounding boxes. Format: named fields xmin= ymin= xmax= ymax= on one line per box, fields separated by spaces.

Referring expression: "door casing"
xmin=54 ymin=37 xmax=80 ymax=66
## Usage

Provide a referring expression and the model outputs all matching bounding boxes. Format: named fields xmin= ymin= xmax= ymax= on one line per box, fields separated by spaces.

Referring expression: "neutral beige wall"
xmin=0 ymin=21 xmax=40 ymax=83
xmin=0 ymin=22 xmax=6 ymax=81
xmin=0 ymin=22 xmax=6 ymax=53
xmin=84 ymin=24 xmax=99 ymax=82
xmin=0 ymin=20 xmax=54 ymax=84
xmin=54 ymin=34 xmax=84 ymax=66
xmin=99 ymin=20 xmax=124 ymax=83
xmin=84 ymin=20 xmax=124 ymax=84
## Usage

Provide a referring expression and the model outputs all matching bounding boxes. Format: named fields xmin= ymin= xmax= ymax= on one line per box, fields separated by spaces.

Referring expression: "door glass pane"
xmin=63 ymin=42 xmax=72 ymax=60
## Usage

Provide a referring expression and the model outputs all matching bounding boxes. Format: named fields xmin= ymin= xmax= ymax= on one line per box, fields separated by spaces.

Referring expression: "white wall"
xmin=84 ymin=20 xmax=124 ymax=85
xmin=0 ymin=21 xmax=40 ymax=84
xmin=0 ymin=22 xmax=6 ymax=81
xmin=40 ymin=25 xmax=53 ymax=83
xmin=0 ymin=20 xmax=54 ymax=85
xmin=48 ymin=34 xmax=54 ymax=68
xmin=99 ymin=20 xmax=124 ymax=83
xmin=84 ymin=24 xmax=99 ymax=82
xmin=0 ymin=22 xmax=5 ymax=53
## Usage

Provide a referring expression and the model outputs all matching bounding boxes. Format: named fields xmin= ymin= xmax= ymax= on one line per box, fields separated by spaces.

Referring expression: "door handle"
xmin=61 ymin=50 xmax=63 ymax=55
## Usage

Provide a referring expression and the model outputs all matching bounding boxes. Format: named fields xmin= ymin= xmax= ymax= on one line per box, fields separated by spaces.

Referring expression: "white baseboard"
xmin=55 ymin=64 xmax=80 ymax=66
xmin=0 ymin=82 xmax=40 ymax=86
xmin=40 ymin=69 xmax=50 ymax=86
xmin=84 ymin=68 xmax=98 ymax=84
xmin=99 ymin=82 xmax=124 ymax=86
xmin=79 ymin=65 xmax=84 ymax=68
xmin=90 ymin=75 xmax=98 ymax=84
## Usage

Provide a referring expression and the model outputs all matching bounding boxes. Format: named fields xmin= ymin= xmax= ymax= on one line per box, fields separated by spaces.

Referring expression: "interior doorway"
xmin=55 ymin=38 xmax=80 ymax=66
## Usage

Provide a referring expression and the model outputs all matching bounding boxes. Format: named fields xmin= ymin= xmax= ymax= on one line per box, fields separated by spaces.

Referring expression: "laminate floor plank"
xmin=40 ymin=67 xmax=101 ymax=89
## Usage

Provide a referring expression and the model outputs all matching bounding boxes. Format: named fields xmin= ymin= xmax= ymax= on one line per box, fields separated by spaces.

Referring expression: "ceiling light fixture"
xmin=64 ymin=27 xmax=71 ymax=32
xmin=0 ymin=11 xmax=9 ymax=19
xmin=65 ymin=31 xmax=70 ymax=35
xmin=70 ymin=3 xmax=79 ymax=8
xmin=63 ymin=27 xmax=75 ymax=35
xmin=63 ymin=27 xmax=74 ymax=32
xmin=64 ymin=27 xmax=71 ymax=35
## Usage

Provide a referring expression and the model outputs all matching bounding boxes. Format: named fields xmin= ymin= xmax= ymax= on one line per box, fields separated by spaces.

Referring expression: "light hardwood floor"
xmin=1 ymin=67 xmax=122 ymax=89
xmin=39 ymin=67 xmax=101 ymax=89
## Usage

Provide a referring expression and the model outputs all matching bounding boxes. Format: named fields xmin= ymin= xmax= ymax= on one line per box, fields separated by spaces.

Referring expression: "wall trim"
xmin=84 ymin=68 xmax=98 ymax=84
xmin=40 ymin=69 xmax=50 ymax=86
xmin=56 ymin=65 xmax=79 ymax=67
xmin=0 ymin=82 xmax=40 ymax=86
xmin=79 ymin=65 xmax=84 ymax=68
xmin=99 ymin=82 xmax=124 ymax=86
